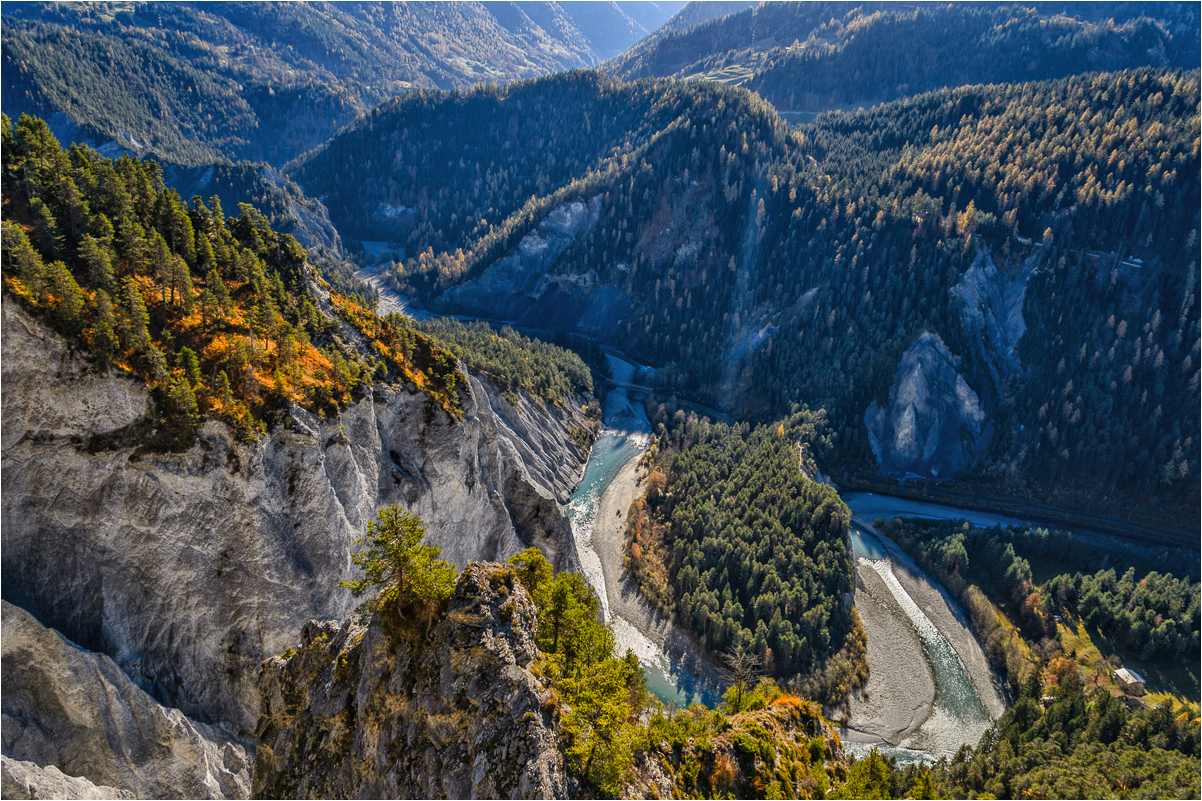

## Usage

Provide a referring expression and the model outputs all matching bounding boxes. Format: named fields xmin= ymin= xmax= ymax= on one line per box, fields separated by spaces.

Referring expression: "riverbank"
xmin=842 ymin=472 xmax=1195 ymax=546
xmin=586 ymin=429 xmax=728 ymax=704
xmin=844 ymin=524 xmax=1007 ymax=760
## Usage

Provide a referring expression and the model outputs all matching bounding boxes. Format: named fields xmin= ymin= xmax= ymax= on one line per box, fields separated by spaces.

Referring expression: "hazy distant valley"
xmin=1 ymin=2 xmax=1199 ymax=799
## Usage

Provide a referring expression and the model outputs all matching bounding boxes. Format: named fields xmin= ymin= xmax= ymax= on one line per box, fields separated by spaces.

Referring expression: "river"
xmin=567 ymin=354 xmax=724 ymax=709
xmin=842 ymin=521 xmax=1005 ymax=764
xmin=566 ymin=354 xmax=1013 ymax=762
xmin=369 ymin=286 xmax=1020 ymax=760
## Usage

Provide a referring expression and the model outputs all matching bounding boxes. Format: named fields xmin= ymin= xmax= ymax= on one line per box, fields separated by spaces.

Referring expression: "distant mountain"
xmin=0 ymin=1 xmax=681 ymax=167
xmin=523 ymin=1 xmax=688 ymax=62
xmin=602 ymin=0 xmax=754 ymax=64
xmin=607 ymin=2 xmax=1200 ymax=112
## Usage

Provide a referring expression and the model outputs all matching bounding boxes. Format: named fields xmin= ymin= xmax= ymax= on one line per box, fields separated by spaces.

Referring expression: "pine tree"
xmin=180 ymin=347 xmax=201 ymax=388
xmin=146 ymin=343 xmax=168 ymax=385
xmin=122 ymin=276 xmax=150 ymax=352
xmin=339 ymin=505 xmax=457 ymax=629
xmin=214 ymin=370 xmax=234 ymax=409
xmin=206 ymin=266 xmax=232 ymax=314
xmin=91 ymin=288 xmax=119 ymax=367
xmin=172 ymin=255 xmax=194 ymax=314
xmin=168 ymin=373 xmax=200 ymax=429
xmin=78 ymin=234 xmax=114 ymax=290
xmin=47 ymin=260 xmax=85 ymax=335
xmin=2 ymin=220 xmax=47 ymax=299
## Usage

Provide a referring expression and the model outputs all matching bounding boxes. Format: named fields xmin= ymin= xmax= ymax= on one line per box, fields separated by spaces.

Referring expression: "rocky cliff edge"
xmin=0 ymin=293 xmax=591 ymax=796
xmin=254 ymin=562 xmax=565 ymax=799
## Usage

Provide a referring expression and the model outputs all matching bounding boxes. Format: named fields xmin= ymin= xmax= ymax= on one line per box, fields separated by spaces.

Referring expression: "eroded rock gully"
xmin=0 ymin=295 xmax=590 ymax=797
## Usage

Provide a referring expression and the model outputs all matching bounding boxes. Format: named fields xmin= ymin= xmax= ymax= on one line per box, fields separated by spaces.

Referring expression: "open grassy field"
xmin=1057 ymin=620 xmax=1199 ymax=710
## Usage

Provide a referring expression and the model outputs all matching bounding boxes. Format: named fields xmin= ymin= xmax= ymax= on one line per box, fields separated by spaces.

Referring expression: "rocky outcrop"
xmin=1 ymin=757 xmax=133 ymax=800
xmin=1 ymin=601 xmax=249 ymax=799
xmin=254 ymin=563 xmax=565 ymax=799
xmin=1 ymin=294 xmax=589 ymax=749
xmin=438 ymin=196 xmax=633 ymax=338
xmin=952 ymin=247 xmax=1038 ymax=392
xmin=865 ymin=332 xmax=991 ymax=479
xmin=623 ymin=698 xmax=847 ymax=799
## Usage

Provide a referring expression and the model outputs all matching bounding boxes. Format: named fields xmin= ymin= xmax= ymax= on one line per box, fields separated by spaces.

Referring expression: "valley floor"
xmin=585 ymin=430 xmax=728 ymax=700
xmin=844 ymin=521 xmax=1008 ymax=760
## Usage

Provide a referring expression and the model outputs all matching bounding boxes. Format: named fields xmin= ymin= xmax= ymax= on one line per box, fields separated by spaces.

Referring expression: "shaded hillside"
xmin=289 ymin=71 xmax=719 ymax=252
xmin=607 ymin=2 xmax=1200 ymax=112
xmin=1 ymin=1 xmax=680 ymax=166
xmin=292 ymin=68 xmax=1200 ymax=524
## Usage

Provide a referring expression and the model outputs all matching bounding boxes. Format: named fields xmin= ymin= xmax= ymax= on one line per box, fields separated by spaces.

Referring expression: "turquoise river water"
xmin=565 ymin=354 xmax=1014 ymax=760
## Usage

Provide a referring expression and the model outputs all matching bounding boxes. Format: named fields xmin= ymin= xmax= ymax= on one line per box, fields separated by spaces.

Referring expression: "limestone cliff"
xmin=864 ymin=332 xmax=991 ymax=479
xmin=952 ymin=247 xmax=1038 ymax=393
xmin=254 ymin=563 xmax=565 ymax=799
xmin=0 ymin=293 xmax=590 ymax=795
xmin=1 ymin=602 xmax=248 ymax=800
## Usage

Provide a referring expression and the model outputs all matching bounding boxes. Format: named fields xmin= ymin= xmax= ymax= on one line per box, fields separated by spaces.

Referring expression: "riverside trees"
xmin=626 ymin=409 xmax=865 ymax=702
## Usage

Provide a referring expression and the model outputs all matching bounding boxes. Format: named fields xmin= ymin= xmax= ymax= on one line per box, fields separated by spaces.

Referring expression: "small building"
xmin=1114 ymin=667 xmax=1146 ymax=695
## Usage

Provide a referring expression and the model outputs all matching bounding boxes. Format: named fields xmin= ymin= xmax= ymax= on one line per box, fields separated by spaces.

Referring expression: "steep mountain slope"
xmin=253 ymin=564 xmax=566 ymax=799
xmin=607 ymin=2 xmax=1200 ymax=112
xmin=0 ymin=1 xmax=679 ymax=167
xmin=2 ymin=601 xmax=250 ymax=800
xmin=0 ymin=120 xmax=598 ymax=797
xmin=292 ymin=68 xmax=1200 ymax=527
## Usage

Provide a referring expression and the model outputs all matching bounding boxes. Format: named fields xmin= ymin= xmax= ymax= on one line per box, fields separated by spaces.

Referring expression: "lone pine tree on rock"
xmin=341 ymin=505 xmax=457 ymax=631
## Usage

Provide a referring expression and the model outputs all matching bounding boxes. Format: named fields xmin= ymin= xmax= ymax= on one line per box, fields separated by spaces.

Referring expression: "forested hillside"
xmin=838 ymin=682 xmax=1199 ymax=799
xmin=415 ymin=318 xmax=594 ymax=406
xmin=759 ymin=70 xmax=1201 ymax=506
xmin=0 ymin=1 xmax=680 ymax=167
xmin=854 ymin=513 xmax=1201 ymax=799
xmin=625 ymin=409 xmax=865 ymax=702
xmin=608 ymin=2 xmax=1200 ymax=113
xmin=291 ymin=68 xmax=1200 ymax=525
xmin=0 ymin=113 xmax=463 ymax=443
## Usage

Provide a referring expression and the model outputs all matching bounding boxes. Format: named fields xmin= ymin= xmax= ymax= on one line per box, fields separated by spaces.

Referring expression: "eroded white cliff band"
xmin=0 ymin=296 xmax=593 ymax=798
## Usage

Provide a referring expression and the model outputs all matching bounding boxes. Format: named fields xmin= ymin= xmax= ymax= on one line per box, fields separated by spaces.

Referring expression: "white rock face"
xmin=952 ymin=247 xmax=1038 ymax=390
xmin=1 ymin=757 xmax=133 ymax=800
xmin=864 ymin=332 xmax=991 ymax=479
xmin=1 ymin=602 xmax=249 ymax=799
xmin=1 ymin=296 xmax=588 ymax=755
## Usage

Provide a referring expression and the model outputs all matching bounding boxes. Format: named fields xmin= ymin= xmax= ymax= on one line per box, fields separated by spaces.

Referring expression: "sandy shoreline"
xmin=844 ymin=562 xmax=938 ymax=745
xmin=587 ymin=430 xmax=728 ymax=695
